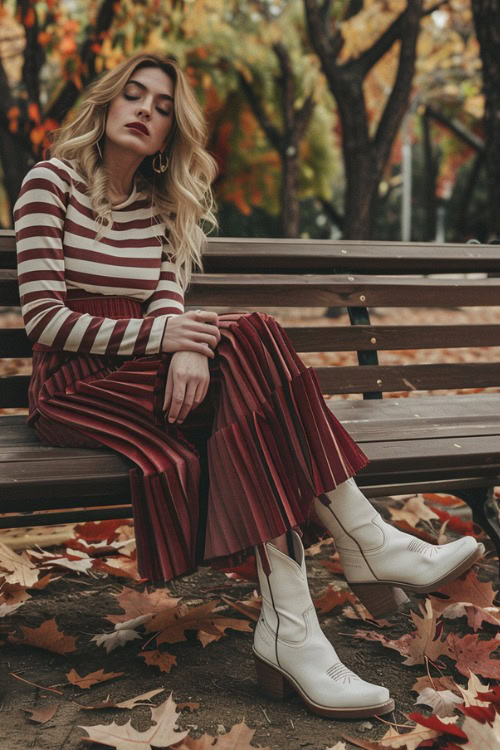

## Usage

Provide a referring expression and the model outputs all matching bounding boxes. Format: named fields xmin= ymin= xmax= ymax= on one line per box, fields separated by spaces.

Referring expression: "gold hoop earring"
xmin=153 ymin=151 xmax=169 ymax=174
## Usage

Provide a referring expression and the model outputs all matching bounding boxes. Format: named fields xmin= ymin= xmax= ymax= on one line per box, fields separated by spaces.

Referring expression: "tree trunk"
xmin=471 ymin=0 xmax=500 ymax=240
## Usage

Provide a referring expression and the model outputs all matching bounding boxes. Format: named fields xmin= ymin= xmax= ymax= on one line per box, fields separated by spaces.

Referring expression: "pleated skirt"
xmin=27 ymin=290 xmax=369 ymax=583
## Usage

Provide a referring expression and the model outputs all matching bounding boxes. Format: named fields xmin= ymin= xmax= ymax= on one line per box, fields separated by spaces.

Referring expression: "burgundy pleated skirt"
xmin=27 ymin=290 xmax=369 ymax=582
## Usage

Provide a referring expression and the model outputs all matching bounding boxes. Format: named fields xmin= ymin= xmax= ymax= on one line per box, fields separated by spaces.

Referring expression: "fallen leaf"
xmin=402 ymin=600 xmax=449 ymax=666
xmin=220 ymin=594 xmax=261 ymax=622
xmin=456 ymin=672 xmax=491 ymax=707
xmin=415 ymin=687 xmax=463 ymax=717
xmin=12 ymin=618 xmax=77 ymax=654
xmin=408 ymin=712 xmax=467 ymax=742
xmin=431 ymin=508 xmax=483 ymax=538
xmin=76 ymin=688 xmax=165 ymax=711
xmin=146 ymin=600 xmax=252 ymax=648
xmin=422 ymin=493 xmax=465 ymax=508
xmin=93 ymin=555 xmax=146 ymax=582
xmin=21 ymin=704 xmax=58 ymax=724
xmin=74 ymin=520 xmax=132 ymax=543
xmin=431 ymin=570 xmax=496 ymax=610
xmin=342 ymin=602 xmax=391 ymax=628
xmin=79 ymin=692 xmax=188 ymax=748
xmin=313 ymin=584 xmax=356 ymax=614
xmin=138 ymin=649 xmax=176 ymax=673
xmin=91 ymin=628 xmax=142 ymax=653
xmin=27 ymin=549 xmax=93 ymax=575
xmin=0 ymin=542 xmax=39 ymax=587
xmin=461 ymin=710 xmax=500 ymax=745
xmin=388 ymin=496 xmax=439 ymax=527
xmin=411 ymin=675 xmax=461 ymax=696
xmin=66 ymin=668 xmax=124 ymax=690
xmin=216 ymin=556 xmax=257 ymax=581
xmin=106 ymin=585 xmax=181 ymax=625
xmin=379 ymin=723 xmax=440 ymax=750
xmin=175 ymin=719 xmax=271 ymax=749
xmin=348 ymin=628 xmax=413 ymax=657
xmin=176 ymin=702 xmax=200 ymax=713
xmin=446 ymin=632 xmax=500 ymax=679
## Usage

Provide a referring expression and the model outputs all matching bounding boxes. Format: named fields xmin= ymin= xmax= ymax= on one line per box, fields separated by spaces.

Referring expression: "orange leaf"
xmin=13 ymin=618 xmax=77 ymax=654
xmin=138 ymin=649 xmax=176 ymax=673
xmin=66 ymin=668 xmax=124 ymax=689
xmin=313 ymin=585 xmax=356 ymax=614
xmin=22 ymin=704 xmax=58 ymax=724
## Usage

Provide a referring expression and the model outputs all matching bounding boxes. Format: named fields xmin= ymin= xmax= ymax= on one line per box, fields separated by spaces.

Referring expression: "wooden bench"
xmin=1 ymin=231 xmax=499 ymax=564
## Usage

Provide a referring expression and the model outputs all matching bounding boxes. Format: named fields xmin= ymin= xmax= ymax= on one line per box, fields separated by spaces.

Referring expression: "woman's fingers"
xmin=167 ymin=380 xmax=187 ymax=423
xmin=163 ymin=367 xmax=174 ymax=412
xmin=174 ymin=381 xmax=198 ymax=424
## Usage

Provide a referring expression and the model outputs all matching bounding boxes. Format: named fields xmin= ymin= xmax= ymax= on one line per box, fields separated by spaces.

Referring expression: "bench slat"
xmin=3 ymin=361 xmax=500 ymax=408
xmin=4 ymin=324 xmax=500 ymax=358
xmin=3 ymin=234 xmax=500 ymax=273
xmin=5 ymin=271 xmax=500 ymax=307
xmin=317 ymin=363 xmax=500 ymax=393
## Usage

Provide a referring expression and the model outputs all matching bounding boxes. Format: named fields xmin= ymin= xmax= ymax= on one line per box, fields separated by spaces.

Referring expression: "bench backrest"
xmin=2 ymin=230 xmax=500 ymax=406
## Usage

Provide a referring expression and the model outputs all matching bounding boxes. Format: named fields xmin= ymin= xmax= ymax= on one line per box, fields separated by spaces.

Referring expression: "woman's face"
xmin=105 ymin=66 xmax=175 ymax=157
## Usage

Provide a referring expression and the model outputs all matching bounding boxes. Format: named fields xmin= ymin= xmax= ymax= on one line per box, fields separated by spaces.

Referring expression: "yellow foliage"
xmin=339 ymin=0 xmax=407 ymax=62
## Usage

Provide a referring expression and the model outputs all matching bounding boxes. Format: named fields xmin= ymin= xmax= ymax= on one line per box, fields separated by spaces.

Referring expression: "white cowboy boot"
xmin=312 ymin=478 xmax=485 ymax=619
xmin=252 ymin=529 xmax=394 ymax=719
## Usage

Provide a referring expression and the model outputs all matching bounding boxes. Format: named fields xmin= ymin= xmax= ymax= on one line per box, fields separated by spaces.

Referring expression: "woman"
xmin=13 ymin=52 xmax=484 ymax=720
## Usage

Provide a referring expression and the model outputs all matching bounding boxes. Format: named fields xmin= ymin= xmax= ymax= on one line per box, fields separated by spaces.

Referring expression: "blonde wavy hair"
xmin=48 ymin=52 xmax=219 ymax=292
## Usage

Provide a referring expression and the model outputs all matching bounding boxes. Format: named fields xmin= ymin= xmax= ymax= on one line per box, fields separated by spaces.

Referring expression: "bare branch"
xmin=425 ymin=105 xmax=485 ymax=152
xmin=237 ymin=71 xmax=282 ymax=152
xmin=350 ymin=7 xmax=408 ymax=78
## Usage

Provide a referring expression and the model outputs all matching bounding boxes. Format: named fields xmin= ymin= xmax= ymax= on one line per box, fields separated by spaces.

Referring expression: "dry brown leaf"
xmin=220 ymin=594 xmax=261 ymax=622
xmin=66 ymin=668 xmax=124 ymax=690
xmin=446 ymin=632 xmax=500 ymax=679
xmin=106 ymin=585 xmax=181 ymax=624
xmin=175 ymin=719 xmax=271 ymax=749
xmin=79 ymin=692 xmax=188 ymax=748
xmin=76 ymin=687 xmax=165 ymax=711
xmin=378 ymin=724 xmax=439 ymax=750
xmin=177 ymin=701 xmax=200 ymax=712
xmin=21 ymin=704 xmax=58 ymax=724
xmin=313 ymin=584 xmax=356 ymax=614
xmin=414 ymin=686 xmax=463 ymax=717
xmin=12 ymin=618 xmax=77 ymax=654
xmin=388 ymin=496 xmax=439 ymax=528
xmin=402 ymin=599 xmax=449 ymax=666
xmin=146 ymin=600 xmax=252 ymax=647
xmin=431 ymin=569 xmax=496 ymax=610
xmin=410 ymin=675 xmax=460 ymax=695
xmin=93 ymin=555 xmax=146 ymax=582
xmin=138 ymin=649 xmax=176 ymax=673
xmin=342 ymin=602 xmax=391 ymax=628
xmin=0 ymin=541 xmax=39 ymax=587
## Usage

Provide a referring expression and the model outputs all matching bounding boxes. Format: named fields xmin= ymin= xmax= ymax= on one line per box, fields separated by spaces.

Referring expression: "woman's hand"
xmin=161 ymin=309 xmax=220 ymax=357
xmin=163 ymin=350 xmax=211 ymax=424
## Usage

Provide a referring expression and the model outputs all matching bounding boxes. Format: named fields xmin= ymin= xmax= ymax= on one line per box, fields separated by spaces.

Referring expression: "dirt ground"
xmin=1 ymin=516 xmax=498 ymax=750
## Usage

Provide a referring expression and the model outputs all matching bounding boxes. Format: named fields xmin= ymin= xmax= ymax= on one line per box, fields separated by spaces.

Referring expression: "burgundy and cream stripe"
xmin=13 ymin=157 xmax=184 ymax=356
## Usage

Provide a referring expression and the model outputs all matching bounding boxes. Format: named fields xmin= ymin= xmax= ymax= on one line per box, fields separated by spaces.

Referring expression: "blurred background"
xmin=0 ymin=0 xmax=498 ymax=245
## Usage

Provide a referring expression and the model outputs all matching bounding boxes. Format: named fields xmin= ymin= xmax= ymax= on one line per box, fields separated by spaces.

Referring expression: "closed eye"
xmin=123 ymin=93 xmax=171 ymax=116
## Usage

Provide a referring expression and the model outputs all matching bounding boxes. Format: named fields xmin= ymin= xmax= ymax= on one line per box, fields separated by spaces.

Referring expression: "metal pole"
xmin=401 ymin=112 xmax=412 ymax=241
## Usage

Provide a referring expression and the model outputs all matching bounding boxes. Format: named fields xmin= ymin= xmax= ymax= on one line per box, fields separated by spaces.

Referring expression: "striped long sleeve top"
xmin=13 ymin=157 xmax=184 ymax=357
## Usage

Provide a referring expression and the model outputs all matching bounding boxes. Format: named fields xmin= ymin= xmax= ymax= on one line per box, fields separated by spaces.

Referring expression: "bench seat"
xmin=2 ymin=396 xmax=499 ymax=553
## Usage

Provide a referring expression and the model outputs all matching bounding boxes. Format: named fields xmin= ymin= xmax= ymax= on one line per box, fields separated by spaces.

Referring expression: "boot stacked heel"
xmin=253 ymin=652 xmax=294 ymax=699
xmin=350 ymin=582 xmax=409 ymax=619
